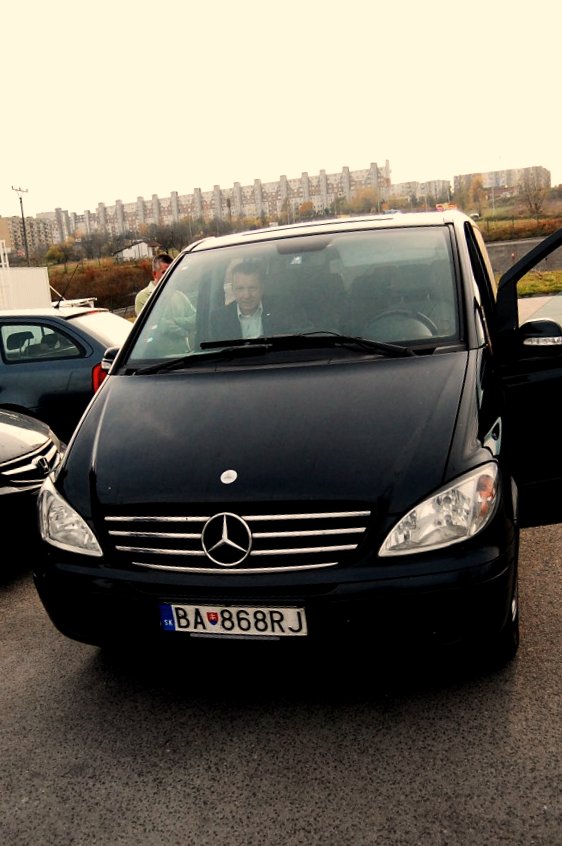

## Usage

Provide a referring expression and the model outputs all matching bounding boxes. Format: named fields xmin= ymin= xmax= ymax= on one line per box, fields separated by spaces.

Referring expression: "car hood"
xmin=0 ymin=410 xmax=52 ymax=463
xmin=66 ymin=353 xmax=474 ymax=517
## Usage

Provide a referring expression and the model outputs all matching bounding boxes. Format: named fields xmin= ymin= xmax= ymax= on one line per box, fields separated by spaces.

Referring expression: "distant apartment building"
xmin=454 ymin=166 xmax=551 ymax=198
xmin=388 ymin=180 xmax=451 ymax=204
xmin=36 ymin=160 xmax=393 ymax=243
xmin=0 ymin=214 xmax=56 ymax=256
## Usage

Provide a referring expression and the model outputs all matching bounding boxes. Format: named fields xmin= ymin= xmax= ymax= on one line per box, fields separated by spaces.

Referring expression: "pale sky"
xmin=2 ymin=0 xmax=560 ymax=218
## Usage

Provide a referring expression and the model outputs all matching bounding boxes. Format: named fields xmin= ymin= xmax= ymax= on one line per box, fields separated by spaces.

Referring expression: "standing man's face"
xmin=232 ymin=272 xmax=263 ymax=315
xmin=153 ymin=262 xmax=169 ymax=285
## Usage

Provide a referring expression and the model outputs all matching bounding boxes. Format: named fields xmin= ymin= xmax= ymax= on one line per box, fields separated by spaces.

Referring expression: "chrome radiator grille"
xmin=103 ymin=508 xmax=371 ymax=574
xmin=0 ymin=440 xmax=59 ymax=489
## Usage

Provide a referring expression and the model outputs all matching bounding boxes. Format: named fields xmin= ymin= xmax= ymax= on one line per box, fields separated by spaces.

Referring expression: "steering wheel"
xmin=368 ymin=308 xmax=438 ymax=336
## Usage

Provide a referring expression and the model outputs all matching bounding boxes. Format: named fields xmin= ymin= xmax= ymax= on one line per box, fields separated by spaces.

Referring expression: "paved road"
xmin=519 ymin=293 xmax=562 ymax=324
xmin=1 ymin=525 xmax=560 ymax=846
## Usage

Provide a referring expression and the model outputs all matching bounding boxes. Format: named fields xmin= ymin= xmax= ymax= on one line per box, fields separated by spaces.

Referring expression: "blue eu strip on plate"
xmin=159 ymin=604 xmax=175 ymax=631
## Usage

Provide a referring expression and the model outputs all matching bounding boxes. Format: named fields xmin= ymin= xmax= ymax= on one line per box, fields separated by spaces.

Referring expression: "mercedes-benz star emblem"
xmin=201 ymin=513 xmax=252 ymax=567
xmin=32 ymin=455 xmax=51 ymax=475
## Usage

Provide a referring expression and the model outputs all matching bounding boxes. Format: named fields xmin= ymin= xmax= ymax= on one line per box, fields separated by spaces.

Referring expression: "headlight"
xmin=38 ymin=477 xmax=102 ymax=556
xmin=380 ymin=462 xmax=499 ymax=556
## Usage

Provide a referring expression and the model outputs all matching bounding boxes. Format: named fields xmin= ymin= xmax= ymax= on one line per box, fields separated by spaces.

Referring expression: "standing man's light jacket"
xmin=135 ymin=281 xmax=156 ymax=316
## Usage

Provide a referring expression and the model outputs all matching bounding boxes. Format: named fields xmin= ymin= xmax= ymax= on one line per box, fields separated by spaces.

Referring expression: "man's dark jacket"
xmin=210 ymin=298 xmax=304 ymax=340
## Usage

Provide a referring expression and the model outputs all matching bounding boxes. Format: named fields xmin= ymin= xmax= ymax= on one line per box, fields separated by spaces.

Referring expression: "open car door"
xmin=496 ymin=227 xmax=562 ymax=526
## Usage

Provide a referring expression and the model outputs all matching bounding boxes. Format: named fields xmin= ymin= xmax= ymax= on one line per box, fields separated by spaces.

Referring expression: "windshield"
xmin=127 ymin=227 xmax=459 ymax=364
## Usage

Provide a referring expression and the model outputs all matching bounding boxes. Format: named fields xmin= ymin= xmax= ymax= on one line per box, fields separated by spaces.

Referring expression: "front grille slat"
xmin=114 ymin=542 xmax=358 ymax=556
xmin=103 ymin=508 xmax=371 ymax=574
xmin=252 ymin=544 xmax=358 ymax=555
xmin=108 ymin=527 xmax=362 ymax=540
xmin=116 ymin=545 xmax=205 ymax=556
xmin=109 ymin=531 xmax=202 ymax=540
xmin=132 ymin=560 xmax=341 ymax=574
xmin=255 ymin=528 xmax=362 ymax=538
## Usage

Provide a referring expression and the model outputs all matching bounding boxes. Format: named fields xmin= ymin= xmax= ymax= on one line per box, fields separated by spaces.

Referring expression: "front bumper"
xmin=33 ymin=537 xmax=518 ymax=651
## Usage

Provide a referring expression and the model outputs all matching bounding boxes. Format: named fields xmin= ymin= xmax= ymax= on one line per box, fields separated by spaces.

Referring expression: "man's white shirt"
xmin=237 ymin=303 xmax=264 ymax=339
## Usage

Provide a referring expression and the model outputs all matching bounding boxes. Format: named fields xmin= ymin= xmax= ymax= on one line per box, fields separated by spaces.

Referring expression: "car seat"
xmin=5 ymin=331 xmax=34 ymax=359
xmin=286 ymin=253 xmax=346 ymax=333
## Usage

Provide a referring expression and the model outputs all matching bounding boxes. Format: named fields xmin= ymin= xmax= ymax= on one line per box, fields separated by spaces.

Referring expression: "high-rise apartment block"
xmin=33 ymin=161 xmax=393 ymax=244
xmin=0 ymin=215 xmax=57 ymax=257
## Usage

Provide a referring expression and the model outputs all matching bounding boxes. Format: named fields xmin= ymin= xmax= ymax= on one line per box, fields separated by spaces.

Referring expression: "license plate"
xmin=160 ymin=602 xmax=307 ymax=638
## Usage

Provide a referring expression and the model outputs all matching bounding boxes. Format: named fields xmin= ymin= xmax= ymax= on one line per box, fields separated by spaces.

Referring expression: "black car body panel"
xmin=32 ymin=212 xmax=562 ymax=663
xmin=81 ymin=353 xmax=469 ymax=511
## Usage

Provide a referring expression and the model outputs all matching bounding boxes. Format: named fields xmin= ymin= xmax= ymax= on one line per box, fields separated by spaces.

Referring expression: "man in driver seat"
xmin=211 ymin=260 xmax=301 ymax=340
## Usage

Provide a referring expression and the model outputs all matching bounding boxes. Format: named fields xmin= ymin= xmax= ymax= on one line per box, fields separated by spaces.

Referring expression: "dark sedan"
xmin=0 ymin=306 xmax=132 ymax=442
xmin=0 ymin=409 xmax=62 ymax=551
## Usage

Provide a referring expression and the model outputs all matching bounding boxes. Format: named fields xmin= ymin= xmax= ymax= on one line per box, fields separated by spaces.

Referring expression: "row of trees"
xmin=453 ymin=172 xmax=554 ymax=221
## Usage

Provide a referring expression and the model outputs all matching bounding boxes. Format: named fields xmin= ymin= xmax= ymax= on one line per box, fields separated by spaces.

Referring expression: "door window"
xmin=1 ymin=323 xmax=83 ymax=362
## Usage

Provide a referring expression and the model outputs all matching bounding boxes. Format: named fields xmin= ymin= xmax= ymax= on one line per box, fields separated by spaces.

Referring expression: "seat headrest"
xmin=6 ymin=331 xmax=33 ymax=350
xmin=43 ymin=334 xmax=59 ymax=349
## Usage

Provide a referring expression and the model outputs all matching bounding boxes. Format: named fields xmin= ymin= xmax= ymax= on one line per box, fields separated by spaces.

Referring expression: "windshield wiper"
xmin=133 ymin=343 xmax=270 ymax=374
xmin=133 ymin=331 xmax=415 ymax=374
xmin=200 ymin=331 xmax=415 ymax=357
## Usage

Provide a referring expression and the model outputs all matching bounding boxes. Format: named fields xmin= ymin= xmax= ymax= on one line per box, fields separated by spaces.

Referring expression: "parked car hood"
xmin=65 ymin=353 xmax=474 ymax=517
xmin=0 ymin=409 xmax=53 ymax=463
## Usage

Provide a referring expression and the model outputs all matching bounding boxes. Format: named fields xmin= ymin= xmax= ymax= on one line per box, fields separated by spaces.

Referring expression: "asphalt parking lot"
xmin=1 ymin=523 xmax=560 ymax=846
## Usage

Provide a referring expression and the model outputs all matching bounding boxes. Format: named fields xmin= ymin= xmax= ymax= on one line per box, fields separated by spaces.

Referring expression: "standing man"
xmin=135 ymin=253 xmax=173 ymax=316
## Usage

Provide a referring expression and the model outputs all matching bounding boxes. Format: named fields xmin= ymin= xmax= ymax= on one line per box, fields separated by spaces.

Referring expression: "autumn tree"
xmin=172 ymin=219 xmax=196 ymax=249
xmin=453 ymin=182 xmax=467 ymax=211
xmin=145 ymin=224 xmax=177 ymax=253
xmin=79 ymin=232 xmax=108 ymax=262
xmin=297 ymin=201 xmax=314 ymax=219
xmin=467 ymin=176 xmax=485 ymax=216
xmin=46 ymin=239 xmax=79 ymax=270
xmin=347 ymin=188 xmax=379 ymax=214
xmin=279 ymin=200 xmax=296 ymax=224
xmin=45 ymin=244 xmax=65 ymax=265
xmin=519 ymin=170 xmax=549 ymax=222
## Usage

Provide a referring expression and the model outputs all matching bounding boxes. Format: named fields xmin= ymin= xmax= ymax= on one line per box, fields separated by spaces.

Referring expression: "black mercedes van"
xmin=34 ymin=211 xmax=562 ymax=665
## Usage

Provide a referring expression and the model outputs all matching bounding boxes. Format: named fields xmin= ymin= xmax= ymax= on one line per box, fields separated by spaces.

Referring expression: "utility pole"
xmin=12 ymin=186 xmax=30 ymax=265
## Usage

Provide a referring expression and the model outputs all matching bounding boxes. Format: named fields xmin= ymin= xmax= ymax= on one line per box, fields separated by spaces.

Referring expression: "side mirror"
xmin=101 ymin=346 xmax=120 ymax=373
xmin=519 ymin=319 xmax=562 ymax=353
